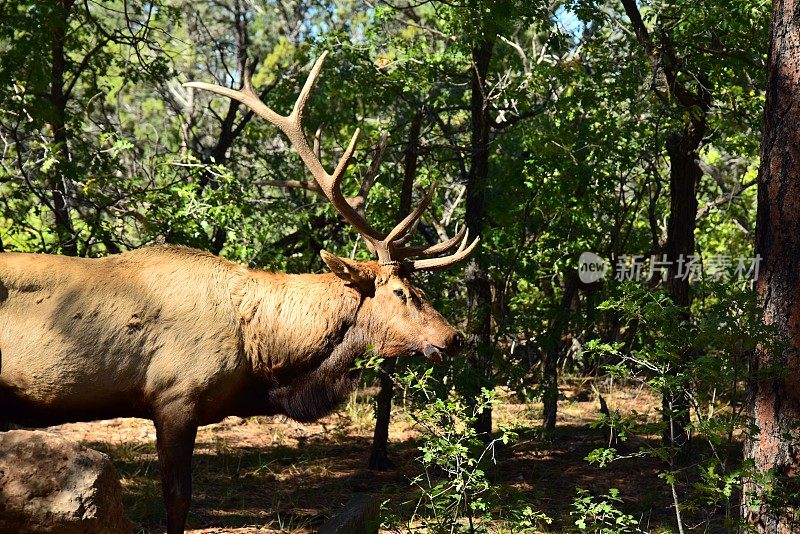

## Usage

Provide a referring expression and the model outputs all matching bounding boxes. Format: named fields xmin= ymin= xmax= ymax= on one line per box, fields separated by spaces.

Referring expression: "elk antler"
xmin=185 ymin=52 xmax=479 ymax=271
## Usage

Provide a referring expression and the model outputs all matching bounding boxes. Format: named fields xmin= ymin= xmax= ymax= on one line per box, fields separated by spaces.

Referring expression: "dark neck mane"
xmin=234 ymin=270 xmax=371 ymax=421
xmin=266 ymin=327 xmax=366 ymax=421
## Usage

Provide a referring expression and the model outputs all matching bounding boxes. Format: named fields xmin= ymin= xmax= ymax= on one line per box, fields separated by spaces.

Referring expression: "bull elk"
xmin=0 ymin=52 xmax=478 ymax=533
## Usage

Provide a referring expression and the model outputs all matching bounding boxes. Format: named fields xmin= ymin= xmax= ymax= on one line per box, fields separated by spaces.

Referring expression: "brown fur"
xmin=0 ymin=245 xmax=460 ymax=533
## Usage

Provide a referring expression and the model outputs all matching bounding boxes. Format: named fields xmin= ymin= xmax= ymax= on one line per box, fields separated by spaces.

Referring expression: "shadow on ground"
xmin=68 ymin=422 xmax=711 ymax=533
xmin=37 ymin=383 xmax=741 ymax=533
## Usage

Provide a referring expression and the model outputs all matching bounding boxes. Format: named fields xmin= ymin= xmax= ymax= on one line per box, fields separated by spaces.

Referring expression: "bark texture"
xmin=744 ymin=0 xmax=800 ymax=530
xmin=368 ymin=112 xmax=422 ymax=470
xmin=465 ymin=36 xmax=495 ymax=437
xmin=621 ymin=0 xmax=710 ymax=450
xmin=661 ymin=128 xmax=704 ymax=451
xmin=542 ymin=270 xmax=578 ymax=434
xmin=47 ymin=0 xmax=78 ymax=256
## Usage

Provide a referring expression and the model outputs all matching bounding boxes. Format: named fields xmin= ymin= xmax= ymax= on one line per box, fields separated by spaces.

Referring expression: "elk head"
xmin=318 ymin=251 xmax=464 ymax=361
xmin=185 ymin=52 xmax=478 ymax=361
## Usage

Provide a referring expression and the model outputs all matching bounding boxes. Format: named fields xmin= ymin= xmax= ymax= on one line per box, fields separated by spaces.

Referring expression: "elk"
xmin=0 ymin=52 xmax=478 ymax=534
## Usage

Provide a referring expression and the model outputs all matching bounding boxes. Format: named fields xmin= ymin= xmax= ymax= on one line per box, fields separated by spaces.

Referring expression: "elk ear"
xmin=320 ymin=250 xmax=375 ymax=288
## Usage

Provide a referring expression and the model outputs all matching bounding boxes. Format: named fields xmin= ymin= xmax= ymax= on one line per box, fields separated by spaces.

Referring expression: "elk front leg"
xmin=0 ymin=387 xmax=10 ymax=431
xmin=154 ymin=408 xmax=197 ymax=534
xmin=0 ymin=353 xmax=7 ymax=431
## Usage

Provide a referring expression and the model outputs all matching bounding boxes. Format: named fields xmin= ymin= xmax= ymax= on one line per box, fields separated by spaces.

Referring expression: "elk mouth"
xmin=420 ymin=342 xmax=445 ymax=363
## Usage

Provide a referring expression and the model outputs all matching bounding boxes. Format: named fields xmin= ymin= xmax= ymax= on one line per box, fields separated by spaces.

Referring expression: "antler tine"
xmin=183 ymin=80 xmax=285 ymax=128
xmin=393 ymin=218 xmax=420 ymax=247
xmin=329 ymin=130 xmax=360 ymax=193
xmin=383 ymin=183 xmax=436 ymax=245
xmin=396 ymin=226 xmax=468 ymax=259
xmin=290 ymin=51 xmax=327 ymax=123
xmin=409 ymin=235 xmax=481 ymax=272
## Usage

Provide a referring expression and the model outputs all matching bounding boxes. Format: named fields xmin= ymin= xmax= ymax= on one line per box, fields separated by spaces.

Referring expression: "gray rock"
xmin=0 ymin=430 xmax=131 ymax=533
xmin=319 ymin=494 xmax=379 ymax=534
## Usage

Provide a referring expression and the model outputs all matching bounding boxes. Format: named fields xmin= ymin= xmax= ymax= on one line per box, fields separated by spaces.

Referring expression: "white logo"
xmin=579 ymin=252 xmax=607 ymax=284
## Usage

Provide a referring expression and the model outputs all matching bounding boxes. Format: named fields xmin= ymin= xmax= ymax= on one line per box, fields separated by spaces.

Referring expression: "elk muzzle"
xmin=421 ymin=332 xmax=464 ymax=362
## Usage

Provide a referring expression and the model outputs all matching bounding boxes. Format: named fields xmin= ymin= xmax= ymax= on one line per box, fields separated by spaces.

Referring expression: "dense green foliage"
xmin=0 ymin=0 xmax=775 ymax=531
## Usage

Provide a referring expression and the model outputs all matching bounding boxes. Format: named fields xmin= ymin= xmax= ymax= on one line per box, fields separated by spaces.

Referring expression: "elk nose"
xmin=449 ymin=333 xmax=464 ymax=352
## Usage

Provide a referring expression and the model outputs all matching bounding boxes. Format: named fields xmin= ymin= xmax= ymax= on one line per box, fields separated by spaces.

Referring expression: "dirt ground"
xmin=41 ymin=381 xmax=725 ymax=533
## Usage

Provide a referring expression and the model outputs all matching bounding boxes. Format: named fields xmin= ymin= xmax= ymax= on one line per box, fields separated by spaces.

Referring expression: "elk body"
xmin=0 ymin=53 xmax=478 ymax=534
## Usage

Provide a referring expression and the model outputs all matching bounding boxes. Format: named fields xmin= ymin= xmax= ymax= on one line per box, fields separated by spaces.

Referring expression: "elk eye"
xmin=393 ymin=288 xmax=407 ymax=302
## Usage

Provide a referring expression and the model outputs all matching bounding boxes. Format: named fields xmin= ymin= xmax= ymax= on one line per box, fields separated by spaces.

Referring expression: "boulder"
xmin=0 ymin=430 xmax=131 ymax=533
xmin=319 ymin=493 xmax=379 ymax=534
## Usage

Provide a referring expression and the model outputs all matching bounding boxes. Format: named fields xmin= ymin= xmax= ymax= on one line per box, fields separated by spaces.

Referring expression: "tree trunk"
xmin=198 ymin=1 xmax=252 ymax=256
xmin=368 ymin=111 xmax=422 ymax=470
xmin=542 ymin=270 xmax=578 ymax=434
xmin=47 ymin=0 xmax=78 ymax=256
xmin=368 ymin=358 xmax=396 ymax=470
xmin=621 ymin=0 xmax=711 ymax=452
xmin=661 ymin=128 xmax=703 ymax=451
xmin=465 ymin=37 xmax=495 ymax=438
xmin=744 ymin=1 xmax=800 ymax=529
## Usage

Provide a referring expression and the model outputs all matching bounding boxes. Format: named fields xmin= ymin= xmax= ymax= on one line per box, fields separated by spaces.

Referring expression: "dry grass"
xmin=41 ymin=379 xmax=730 ymax=533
